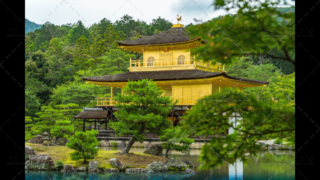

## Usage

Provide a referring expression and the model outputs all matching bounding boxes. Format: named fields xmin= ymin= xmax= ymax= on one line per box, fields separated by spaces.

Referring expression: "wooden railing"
xmin=130 ymin=58 xmax=225 ymax=71
xmin=97 ymin=96 xmax=205 ymax=106
xmin=97 ymin=97 xmax=115 ymax=106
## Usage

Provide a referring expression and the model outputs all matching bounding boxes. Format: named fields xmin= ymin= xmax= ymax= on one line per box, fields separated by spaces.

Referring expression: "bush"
xmin=66 ymin=130 xmax=100 ymax=163
xmin=25 ymin=155 xmax=29 ymax=162
xmin=110 ymin=141 xmax=117 ymax=147
xmin=55 ymin=160 xmax=64 ymax=170
xmin=274 ymin=138 xmax=283 ymax=144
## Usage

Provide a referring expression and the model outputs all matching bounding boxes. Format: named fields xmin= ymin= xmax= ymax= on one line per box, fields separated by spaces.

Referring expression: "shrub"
xmin=55 ymin=160 xmax=64 ymax=170
xmin=274 ymin=138 xmax=283 ymax=144
xmin=66 ymin=130 xmax=100 ymax=163
xmin=25 ymin=155 xmax=29 ymax=162
xmin=110 ymin=141 xmax=117 ymax=147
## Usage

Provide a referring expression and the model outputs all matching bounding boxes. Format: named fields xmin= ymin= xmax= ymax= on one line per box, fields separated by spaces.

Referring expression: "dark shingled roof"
xmin=116 ymin=27 xmax=202 ymax=46
xmin=81 ymin=70 xmax=269 ymax=84
xmin=74 ymin=110 xmax=108 ymax=119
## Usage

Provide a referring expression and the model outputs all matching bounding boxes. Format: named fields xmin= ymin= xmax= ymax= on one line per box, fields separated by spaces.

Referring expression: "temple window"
xmin=178 ymin=55 xmax=185 ymax=65
xmin=147 ymin=57 xmax=155 ymax=66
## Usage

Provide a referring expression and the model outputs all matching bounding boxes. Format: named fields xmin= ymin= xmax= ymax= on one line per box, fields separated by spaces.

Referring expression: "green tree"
xmin=32 ymin=103 xmax=81 ymax=140
xmin=66 ymin=130 xmax=100 ymax=163
xmin=50 ymin=120 xmax=75 ymax=139
xmin=104 ymin=24 xmax=121 ymax=51
xmin=70 ymin=20 xmax=90 ymax=44
xmin=110 ymin=79 xmax=175 ymax=154
xmin=89 ymin=34 xmax=104 ymax=69
xmin=159 ymin=127 xmax=194 ymax=157
xmin=73 ymin=35 xmax=91 ymax=70
xmin=189 ymin=0 xmax=295 ymax=67
xmin=49 ymin=81 xmax=104 ymax=108
xmin=177 ymin=88 xmax=294 ymax=169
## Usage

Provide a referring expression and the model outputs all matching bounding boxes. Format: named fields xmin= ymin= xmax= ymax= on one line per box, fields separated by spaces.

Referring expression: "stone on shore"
xmin=143 ymin=144 xmax=163 ymax=156
xmin=105 ymin=168 xmax=120 ymax=173
xmin=25 ymin=154 xmax=54 ymax=170
xmin=181 ymin=160 xmax=194 ymax=169
xmin=164 ymin=158 xmax=188 ymax=171
xmin=61 ymin=164 xmax=75 ymax=172
xmin=25 ymin=146 xmax=36 ymax=155
xmin=109 ymin=158 xmax=126 ymax=171
xmin=76 ymin=166 xmax=87 ymax=172
xmin=125 ymin=168 xmax=146 ymax=174
xmin=145 ymin=161 xmax=168 ymax=172
xmin=88 ymin=160 xmax=99 ymax=172
xmin=185 ymin=168 xmax=196 ymax=174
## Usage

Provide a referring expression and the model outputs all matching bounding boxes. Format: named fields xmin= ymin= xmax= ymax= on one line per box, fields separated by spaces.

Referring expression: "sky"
xmin=25 ymin=0 xmax=235 ymax=27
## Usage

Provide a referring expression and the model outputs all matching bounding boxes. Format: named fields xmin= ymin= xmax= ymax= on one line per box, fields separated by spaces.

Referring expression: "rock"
xmin=105 ymin=168 xmax=119 ymax=173
xmin=88 ymin=160 xmax=99 ymax=172
xmin=125 ymin=168 xmax=146 ymax=173
xmin=109 ymin=158 xmax=126 ymax=171
xmin=164 ymin=158 xmax=188 ymax=171
xmin=100 ymin=140 xmax=109 ymax=147
xmin=29 ymin=135 xmax=44 ymax=144
xmin=185 ymin=168 xmax=196 ymax=174
xmin=145 ymin=142 xmax=152 ymax=149
xmin=143 ymin=144 xmax=163 ymax=156
xmin=274 ymin=144 xmax=281 ymax=150
xmin=145 ymin=161 xmax=168 ymax=172
xmin=119 ymin=141 xmax=126 ymax=148
xmin=25 ymin=146 xmax=36 ymax=155
xmin=76 ymin=166 xmax=87 ymax=172
xmin=61 ymin=164 xmax=75 ymax=172
xmin=181 ymin=160 xmax=194 ymax=169
xmin=25 ymin=154 xmax=54 ymax=170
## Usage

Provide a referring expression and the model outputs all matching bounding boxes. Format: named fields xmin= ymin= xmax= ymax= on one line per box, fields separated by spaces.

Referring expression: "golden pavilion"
xmin=77 ymin=21 xmax=268 ymax=128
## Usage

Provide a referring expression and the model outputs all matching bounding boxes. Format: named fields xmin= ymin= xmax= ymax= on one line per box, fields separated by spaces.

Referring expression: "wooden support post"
xmin=94 ymin=119 xmax=96 ymax=130
xmin=172 ymin=111 xmax=174 ymax=126
xmin=105 ymin=118 xmax=108 ymax=130
xmin=130 ymin=57 xmax=132 ymax=67
xmin=111 ymin=86 xmax=113 ymax=105
xmin=83 ymin=119 xmax=85 ymax=132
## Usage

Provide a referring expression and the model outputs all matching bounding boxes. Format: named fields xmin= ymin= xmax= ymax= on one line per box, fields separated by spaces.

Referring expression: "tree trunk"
xmin=165 ymin=149 xmax=170 ymax=158
xmin=121 ymin=137 xmax=135 ymax=154
xmin=121 ymin=122 xmax=145 ymax=155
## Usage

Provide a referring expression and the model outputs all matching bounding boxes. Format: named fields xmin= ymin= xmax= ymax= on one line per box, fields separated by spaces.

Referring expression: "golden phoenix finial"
xmin=176 ymin=15 xmax=182 ymax=24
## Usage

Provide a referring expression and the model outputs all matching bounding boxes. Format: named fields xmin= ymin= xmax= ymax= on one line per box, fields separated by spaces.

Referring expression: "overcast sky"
xmin=26 ymin=0 xmax=235 ymax=27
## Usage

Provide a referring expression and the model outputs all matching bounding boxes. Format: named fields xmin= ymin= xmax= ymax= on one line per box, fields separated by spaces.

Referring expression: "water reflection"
xmin=26 ymin=148 xmax=295 ymax=180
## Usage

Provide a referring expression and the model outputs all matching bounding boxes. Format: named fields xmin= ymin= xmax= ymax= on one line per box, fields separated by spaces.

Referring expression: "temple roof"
xmin=81 ymin=70 xmax=269 ymax=84
xmin=74 ymin=108 xmax=108 ymax=119
xmin=116 ymin=27 xmax=205 ymax=46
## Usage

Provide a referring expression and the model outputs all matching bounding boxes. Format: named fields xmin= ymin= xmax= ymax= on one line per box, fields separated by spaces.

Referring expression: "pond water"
xmin=26 ymin=147 xmax=295 ymax=180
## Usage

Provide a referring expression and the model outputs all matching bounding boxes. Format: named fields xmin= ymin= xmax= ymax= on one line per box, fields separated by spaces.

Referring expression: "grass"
xmin=25 ymin=143 xmax=167 ymax=169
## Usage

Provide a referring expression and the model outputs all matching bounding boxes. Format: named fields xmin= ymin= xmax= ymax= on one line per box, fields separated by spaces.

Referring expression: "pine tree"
xmin=73 ymin=35 xmax=91 ymax=70
xmin=104 ymin=24 xmax=121 ymax=52
xmin=109 ymin=79 xmax=176 ymax=154
xmin=90 ymin=34 xmax=104 ymax=69
xmin=159 ymin=127 xmax=194 ymax=157
xmin=66 ymin=130 xmax=100 ymax=163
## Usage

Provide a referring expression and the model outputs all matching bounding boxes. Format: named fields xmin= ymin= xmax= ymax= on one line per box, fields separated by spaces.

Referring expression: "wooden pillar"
xmin=111 ymin=86 xmax=113 ymax=105
xmin=94 ymin=119 xmax=96 ymax=130
xmin=172 ymin=111 xmax=174 ymax=126
xmin=83 ymin=119 xmax=85 ymax=132
xmin=105 ymin=118 xmax=108 ymax=130
xmin=130 ymin=57 xmax=132 ymax=67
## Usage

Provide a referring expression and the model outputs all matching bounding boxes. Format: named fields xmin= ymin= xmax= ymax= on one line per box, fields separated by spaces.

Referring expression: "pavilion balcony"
xmin=96 ymin=96 xmax=203 ymax=107
xmin=129 ymin=58 xmax=225 ymax=72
